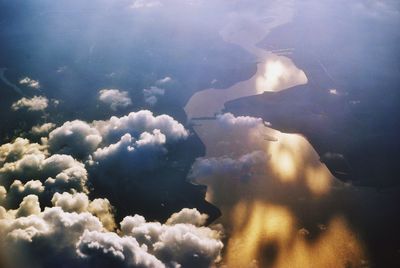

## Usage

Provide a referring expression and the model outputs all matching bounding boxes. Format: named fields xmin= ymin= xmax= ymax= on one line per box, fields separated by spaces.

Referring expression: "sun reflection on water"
xmin=256 ymin=57 xmax=308 ymax=93
xmin=268 ymin=132 xmax=332 ymax=195
xmin=223 ymin=200 xmax=366 ymax=268
xmin=192 ymin=122 xmax=366 ymax=267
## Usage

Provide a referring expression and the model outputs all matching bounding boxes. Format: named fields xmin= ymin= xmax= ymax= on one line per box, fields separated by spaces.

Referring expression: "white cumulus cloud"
xmin=31 ymin=123 xmax=56 ymax=136
xmin=189 ymin=151 xmax=267 ymax=180
xmin=11 ymin=96 xmax=49 ymax=111
xmin=156 ymin=77 xmax=172 ymax=85
xmin=48 ymin=120 xmax=103 ymax=159
xmin=98 ymin=89 xmax=132 ymax=111
xmin=19 ymin=77 xmax=40 ymax=89
xmin=143 ymin=86 xmax=165 ymax=106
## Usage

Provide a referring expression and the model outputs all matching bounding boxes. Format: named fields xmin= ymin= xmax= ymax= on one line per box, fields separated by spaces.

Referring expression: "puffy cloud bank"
xmin=48 ymin=110 xmax=188 ymax=160
xmin=0 ymin=197 xmax=222 ymax=268
xmin=48 ymin=120 xmax=103 ymax=159
xmin=0 ymin=109 xmax=222 ymax=267
xmin=0 ymin=138 xmax=89 ymax=204
xmin=92 ymin=110 xmax=188 ymax=144
xmin=1 ymin=110 xmax=190 ymax=206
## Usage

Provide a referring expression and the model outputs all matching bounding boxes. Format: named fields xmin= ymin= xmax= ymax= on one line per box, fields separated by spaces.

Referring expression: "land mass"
xmin=224 ymin=83 xmax=400 ymax=188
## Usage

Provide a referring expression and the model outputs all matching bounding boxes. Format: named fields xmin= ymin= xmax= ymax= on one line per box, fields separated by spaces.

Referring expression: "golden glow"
xmin=256 ymin=60 xmax=285 ymax=92
xmin=226 ymin=202 xmax=294 ymax=268
xmin=182 ymin=2 xmax=373 ymax=266
xmin=268 ymin=133 xmax=303 ymax=183
xmin=191 ymin=119 xmax=364 ymax=268
xmin=271 ymin=150 xmax=297 ymax=182
xmin=205 ymin=187 xmax=214 ymax=203
xmin=305 ymin=165 xmax=331 ymax=196
xmin=273 ymin=216 xmax=366 ymax=268
xmin=225 ymin=202 xmax=366 ymax=268
xmin=256 ymin=57 xmax=308 ymax=93
xmin=267 ymin=132 xmax=333 ymax=195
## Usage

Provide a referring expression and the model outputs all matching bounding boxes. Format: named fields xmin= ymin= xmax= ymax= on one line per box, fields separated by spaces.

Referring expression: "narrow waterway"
xmin=183 ymin=2 xmax=379 ymax=267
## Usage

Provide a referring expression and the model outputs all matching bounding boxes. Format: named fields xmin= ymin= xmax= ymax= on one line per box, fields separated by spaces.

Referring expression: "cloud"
xmin=87 ymin=198 xmax=116 ymax=231
xmin=51 ymin=192 xmax=116 ymax=230
xmin=0 ymin=138 xmax=45 ymax=166
xmin=120 ymin=211 xmax=223 ymax=267
xmin=1 ymin=194 xmax=42 ymax=219
xmin=0 ymin=206 xmax=104 ymax=267
xmin=6 ymin=180 xmax=44 ymax=207
xmin=2 ymin=110 xmax=190 ymax=216
xmin=130 ymin=0 xmax=162 ymax=9
xmin=48 ymin=120 xmax=102 ymax=159
xmin=14 ymin=194 xmax=41 ymax=217
xmin=92 ymin=131 xmax=166 ymax=161
xmin=19 ymin=77 xmax=40 ymax=89
xmin=48 ymin=110 xmax=188 ymax=160
xmin=31 ymin=123 xmax=56 ymax=136
xmin=51 ymin=192 xmax=90 ymax=213
xmin=143 ymin=86 xmax=165 ymax=106
xmin=166 ymin=208 xmax=208 ymax=226
xmin=91 ymin=130 xmax=167 ymax=173
xmin=77 ymin=231 xmax=166 ymax=268
xmin=0 ymin=196 xmax=222 ymax=268
xmin=98 ymin=89 xmax=132 ymax=111
xmin=189 ymin=151 xmax=267 ymax=180
xmin=329 ymin=89 xmax=338 ymax=95
xmin=155 ymin=77 xmax=172 ymax=85
xmin=42 ymin=154 xmax=89 ymax=194
xmin=11 ymin=96 xmax=49 ymax=111
xmin=92 ymin=110 xmax=188 ymax=144
xmin=0 ymin=186 xmax=6 ymax=205
xmin=0 ymin=108 xmax=222 ymax=267
xmin=87 ymin=111 xmax=188 ymax=188
xmin=0 ymin=147 xmax=89 ymax=197
xmin=77 ymin=208 xmax=223 ymax=268
xmin=217 ymin=113 xmax=263 ymax=129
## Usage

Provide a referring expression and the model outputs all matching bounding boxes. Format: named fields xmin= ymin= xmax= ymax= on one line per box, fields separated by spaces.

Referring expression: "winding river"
xmin=183 ymin=2 xmax=375 ymax=267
